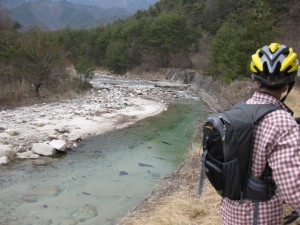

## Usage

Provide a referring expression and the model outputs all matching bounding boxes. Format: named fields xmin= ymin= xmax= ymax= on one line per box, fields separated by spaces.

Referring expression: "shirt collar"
xmin=250 ymin=91 xmax=293 ymax=114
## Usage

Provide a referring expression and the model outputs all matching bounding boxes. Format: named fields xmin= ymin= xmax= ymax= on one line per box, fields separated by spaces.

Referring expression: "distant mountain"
xmin=0 ymin=0 xmax=157 ymax=11
xmin=70 ymin=0 xmax=158 ymax=11
xmin=0 ymin=0 xmax=158 ymax=30
xmin=0 ymin=0 xmax=26 ymax=9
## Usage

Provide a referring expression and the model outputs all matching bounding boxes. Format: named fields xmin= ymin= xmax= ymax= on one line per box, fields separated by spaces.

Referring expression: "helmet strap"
xmin=280 ymin=82 xmax=295 ymax=102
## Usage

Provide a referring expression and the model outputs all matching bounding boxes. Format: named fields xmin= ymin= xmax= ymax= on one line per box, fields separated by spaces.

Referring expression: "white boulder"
xmin=0 ymin=156 xmax=9 ymax=165
xmin=0 ymin=144 xmax=16 ymax=158
xmin=32 ymin=143 xmax=56 ymax=156
xmin=49 ymin=140 xmax=67 ymax=152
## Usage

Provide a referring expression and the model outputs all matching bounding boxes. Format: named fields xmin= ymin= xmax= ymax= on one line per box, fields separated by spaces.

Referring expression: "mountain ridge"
xmin=0 ymin=0 xmax=158 ymax=30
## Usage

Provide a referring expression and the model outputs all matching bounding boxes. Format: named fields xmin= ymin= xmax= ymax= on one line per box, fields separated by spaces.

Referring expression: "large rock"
xmin=32 ymin=143 xmax=56 ymax=156
xmin=0 ymin=156 xmax=9 ymax=165
xmin=0 ymin=144 xmax=16 ymax=158
xmin=49 ymin=139 xmax=67 ymax=152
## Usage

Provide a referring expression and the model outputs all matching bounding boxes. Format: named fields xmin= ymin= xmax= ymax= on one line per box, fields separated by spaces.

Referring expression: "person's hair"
xmin=260 ymin=83 xmax=286 ymax=91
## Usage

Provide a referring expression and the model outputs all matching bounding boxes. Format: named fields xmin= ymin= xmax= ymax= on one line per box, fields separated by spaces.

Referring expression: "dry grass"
xmin=0 ymin=78 xmax=86 ymax=110
xmin=119 ymin=144 xmax=221 ymax=225
xmin=125 ymin=67 xmax=166 ymax=81
xmin=121 ymin=192 xmax=220 ymax=225
xmin=0 ymin=80 xmax=32 ymax=108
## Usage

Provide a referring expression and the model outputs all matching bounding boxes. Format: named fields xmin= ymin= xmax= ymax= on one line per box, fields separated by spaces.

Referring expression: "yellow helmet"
xmin=250 ymin=43 xmax=299 ymax=86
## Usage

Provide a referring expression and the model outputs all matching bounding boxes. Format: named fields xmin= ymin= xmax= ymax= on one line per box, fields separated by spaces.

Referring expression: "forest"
xmin=1 ymin=0 xmax=300 ymax=106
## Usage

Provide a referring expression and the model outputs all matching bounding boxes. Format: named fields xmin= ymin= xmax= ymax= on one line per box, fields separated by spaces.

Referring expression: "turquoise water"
xmin=0 ymin=100 xmax=206 ymax=225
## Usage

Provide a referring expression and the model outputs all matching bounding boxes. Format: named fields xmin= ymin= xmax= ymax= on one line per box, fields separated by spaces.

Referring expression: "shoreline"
xmin=0 ymin=74 xmax=169 ymax=165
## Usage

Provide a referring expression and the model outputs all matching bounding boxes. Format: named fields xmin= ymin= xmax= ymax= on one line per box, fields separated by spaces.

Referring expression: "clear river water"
xmin=0 ymin=77 xmax=207 ymax=225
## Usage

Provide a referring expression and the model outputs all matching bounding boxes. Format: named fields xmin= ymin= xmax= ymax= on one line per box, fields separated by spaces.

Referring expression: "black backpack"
xmin=198 ymin=102 xmax=278 ymax=201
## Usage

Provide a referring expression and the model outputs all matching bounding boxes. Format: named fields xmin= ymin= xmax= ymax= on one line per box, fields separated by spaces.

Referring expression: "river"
xmin=0 ymin=76 xmax=207 ymax=225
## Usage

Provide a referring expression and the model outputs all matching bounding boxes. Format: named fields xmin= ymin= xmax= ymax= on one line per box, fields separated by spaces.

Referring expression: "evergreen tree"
xmin=104 ymin=39 xmax=138 ymax=74
xmin=142 ymin=12 xmax=196 ymax=67
xmin=206 ymin=0 xmax=277 ymax=83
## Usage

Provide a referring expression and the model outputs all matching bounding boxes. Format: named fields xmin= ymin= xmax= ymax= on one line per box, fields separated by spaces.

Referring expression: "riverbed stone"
xmin=138 ymin=162 xmax=154 ymax=167
xmin=17 ymin=150 xmax=35 ymax=159
xmin=69 ymin=134 xmax=82 ymax=142
xmin=69 ymin=204 xmax=98 ymax=222
xmin=0 ymin=156 xmax=9 ymax=165
xmin=0 ymin=125 xmax=5 ymax=133
xmin=32 ymin=159 xmax=48 ymax=166
xmin=147 ymin=170 xmax=161 ymax=178
xmin=49 ymin=139 xmax=67 ymax=152
xmin=55 ymin=127 xmax=70 ymax=134
xmin=0 ymin=144 xmax=16 ymax=158
xmin=31 ymin=185 xmax=60 ymax=196
xmin=22 ymin=195 xmax=38 ymax=203
xmin=29 ymin=153 xmax=40 ymax=159
xmin=6 ymin=129 xmax=19 ymax=136
xmin=32 ymin=143 xmax=57 ymax=156
xmin=119 ymin=171 xmax=129 ymax=176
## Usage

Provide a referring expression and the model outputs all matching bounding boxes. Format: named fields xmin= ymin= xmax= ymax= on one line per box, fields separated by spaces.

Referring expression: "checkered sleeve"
xmin=267 ymin=111 xmax=300 ymax=213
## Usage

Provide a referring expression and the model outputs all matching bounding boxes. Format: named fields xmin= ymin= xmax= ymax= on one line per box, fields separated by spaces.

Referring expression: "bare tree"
xmin=16 ymin=27 xmax=66 ymax=97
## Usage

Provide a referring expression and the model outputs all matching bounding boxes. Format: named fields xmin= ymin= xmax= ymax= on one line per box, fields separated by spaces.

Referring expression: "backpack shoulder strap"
xmin=198 ymin=147 xmax=208 ymax=195
xmin=233 ymin=101 xmax=278 ymax=124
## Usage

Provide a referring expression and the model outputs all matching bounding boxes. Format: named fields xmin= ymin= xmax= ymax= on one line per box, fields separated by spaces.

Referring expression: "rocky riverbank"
xmin=1 ymin=68 xmax=250 ymax=166
xmin=0 ymin=71 xmax=193 ymax=166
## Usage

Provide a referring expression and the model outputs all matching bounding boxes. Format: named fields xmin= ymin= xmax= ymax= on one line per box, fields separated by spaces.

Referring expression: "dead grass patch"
xmin=0 ymin=78 xmax=87 ymax=110
xmin=119 ymin=146 xmax=221 ymax=225
xmin=125 ymin=67 xmax=166 ymax=81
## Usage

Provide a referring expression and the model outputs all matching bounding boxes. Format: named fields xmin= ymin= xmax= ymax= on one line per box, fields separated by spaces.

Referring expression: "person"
xmin=220 ymin=43 xmax=300 ymax=224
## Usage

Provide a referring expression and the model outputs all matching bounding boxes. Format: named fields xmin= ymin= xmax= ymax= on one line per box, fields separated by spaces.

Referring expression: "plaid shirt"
xmin=220 ymin=91 xmax=300 ymax=225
